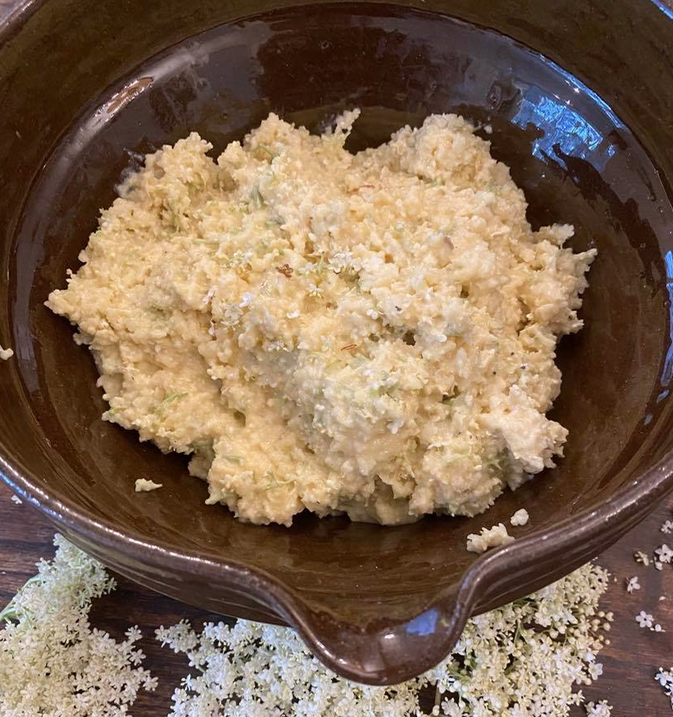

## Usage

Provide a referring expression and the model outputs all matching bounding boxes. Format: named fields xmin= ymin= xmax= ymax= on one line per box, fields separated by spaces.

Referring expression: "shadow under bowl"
xmin=1 ymin=0 xmax=673 ymax=685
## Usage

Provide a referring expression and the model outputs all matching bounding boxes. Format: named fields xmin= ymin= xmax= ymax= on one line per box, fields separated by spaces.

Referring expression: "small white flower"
xmin=10 ymin=495 xmax=22 ymax=505
xmin=636 ymin=610 xmax=654 ymax=628
xmin=625 ymin=576 xmax=640 ymax=593
xmin=661 ymin=520 xmax=673 ymax=534
xmin=656 ymin=667 xmax=673 ymax=688
xmin=588 ymin=662 xmax=604 ymax=679
xmin=654 ymin=543 xmax=673 ymax=564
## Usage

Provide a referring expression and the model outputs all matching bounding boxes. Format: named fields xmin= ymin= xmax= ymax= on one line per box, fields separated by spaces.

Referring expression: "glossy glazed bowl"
xmin=2 ymin=0 xmax=673 ymax=686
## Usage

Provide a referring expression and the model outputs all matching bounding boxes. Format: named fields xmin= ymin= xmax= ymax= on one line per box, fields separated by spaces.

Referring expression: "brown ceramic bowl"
xmin=2 ymin=0 xmax=673 ymax=686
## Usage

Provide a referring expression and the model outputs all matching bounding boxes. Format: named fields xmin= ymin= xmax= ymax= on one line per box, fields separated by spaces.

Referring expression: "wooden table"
xmin=1 ymin=481 xmax=671 ymax=715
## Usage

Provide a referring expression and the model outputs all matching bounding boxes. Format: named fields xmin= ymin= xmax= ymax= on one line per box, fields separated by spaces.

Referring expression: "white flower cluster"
xmin=585 ymin=700 xmax=612 ymax=717
xmin=158 ymin=563 xmax=610 ymax=717
xmin=0 ymin=535 xmax=156 ymax=716
xmin=0 ymin=534 xmax=612 ymax=717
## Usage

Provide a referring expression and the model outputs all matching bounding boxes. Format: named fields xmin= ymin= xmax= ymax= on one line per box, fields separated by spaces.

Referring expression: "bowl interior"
xmin=3 ymin=1 xmax=673 ymax=628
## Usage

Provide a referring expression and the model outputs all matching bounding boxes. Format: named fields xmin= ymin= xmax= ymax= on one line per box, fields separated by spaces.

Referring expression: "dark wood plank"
xmin=1 ymin=481 xmax=671 ymax=714
xmin=580 ymin=500 xmax=673 ymax=715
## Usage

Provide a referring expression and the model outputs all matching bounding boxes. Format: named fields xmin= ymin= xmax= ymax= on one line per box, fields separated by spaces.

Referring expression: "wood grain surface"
xmin=1 ymin=481 xmax=672 ymax=715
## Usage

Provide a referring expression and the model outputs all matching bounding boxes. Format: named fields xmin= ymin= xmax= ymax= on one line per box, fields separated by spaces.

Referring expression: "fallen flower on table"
xmin=657 ymin=668 xmax=673 ymax=711
xmin=655 ymin=543 xmax=673 ymax=565
xmin=0 ymin=534 xmax=612 ymax=717
xmin=625 ymin=576 xmax=641 ymax=593
xmin=636 ymin=610 xmax=654 ymax=628
xmin=634 ymin=550 xmax=651 ymax=566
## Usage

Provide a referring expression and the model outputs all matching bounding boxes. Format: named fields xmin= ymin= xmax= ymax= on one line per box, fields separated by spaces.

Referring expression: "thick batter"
xmin=47 ymin=111 xmax=596 ymax=526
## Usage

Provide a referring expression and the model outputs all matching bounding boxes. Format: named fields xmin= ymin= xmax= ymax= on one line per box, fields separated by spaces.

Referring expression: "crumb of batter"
xmin=466 ymin=523 xmax=515 ymax=553
xmin=510 ymin=508 xmax=530 ymax=526
xmin=47 ymin=110 xmax=596 ymax=526
xmin=0 ymin=346 xmax=14 ymax=361
xmin=135 ymin=479 xmax=163 ymax=493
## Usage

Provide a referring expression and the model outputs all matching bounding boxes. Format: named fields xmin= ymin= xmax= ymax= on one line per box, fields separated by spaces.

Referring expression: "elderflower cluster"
xmin=0 ymin=534 xmax=612 ymax=717
xmin=0 ymin=535 xmax=156 ymax=716
xmin=158 ymin=563 xmax=610 ymax=717
xmin=585 ymin=701 xmax=612 ymax=717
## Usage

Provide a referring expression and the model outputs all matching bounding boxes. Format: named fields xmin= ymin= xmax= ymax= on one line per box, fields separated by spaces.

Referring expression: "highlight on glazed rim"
xmin=47 ymin=110 xmax=596 ymax=527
